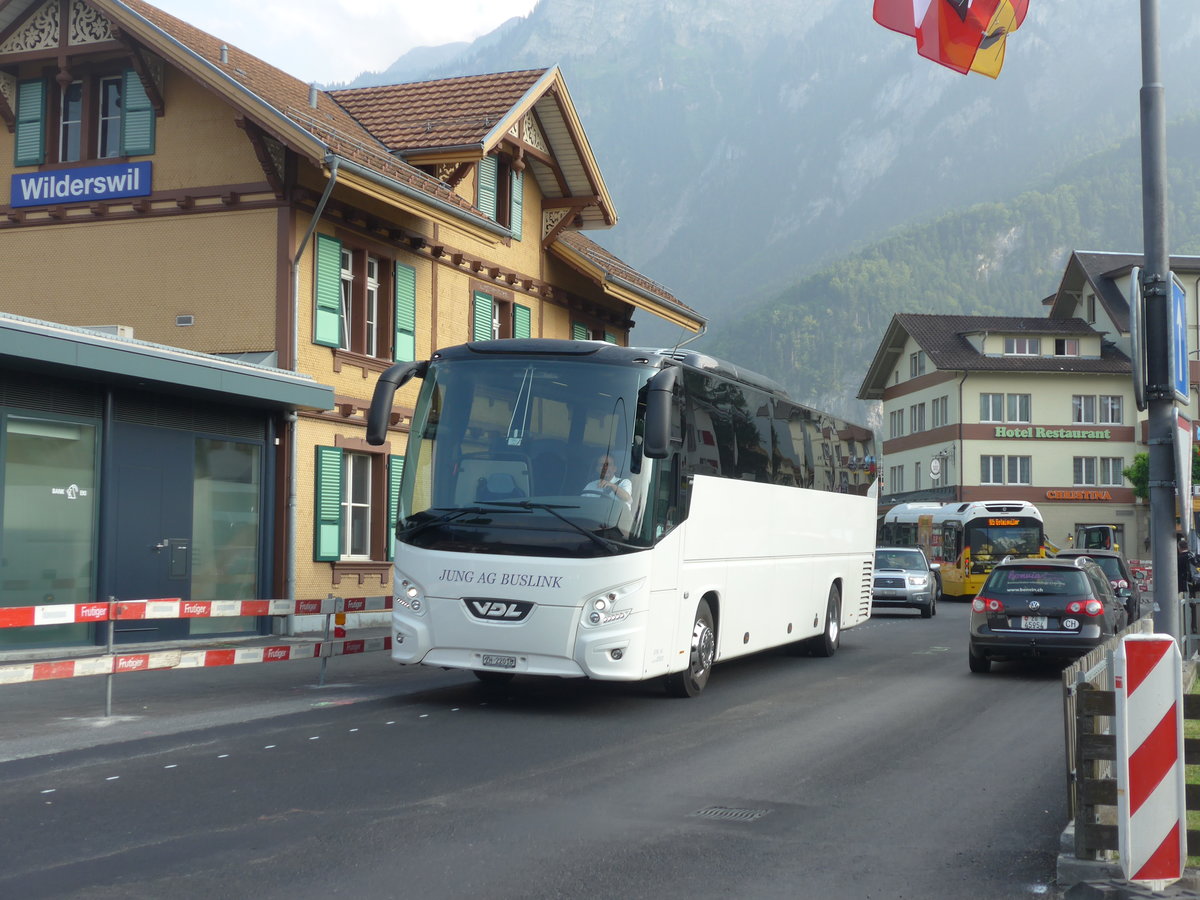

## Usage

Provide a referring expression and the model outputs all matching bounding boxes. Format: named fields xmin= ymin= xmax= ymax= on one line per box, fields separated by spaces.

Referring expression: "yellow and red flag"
xmin=873 ymin=0 xmax=1029 ymax=78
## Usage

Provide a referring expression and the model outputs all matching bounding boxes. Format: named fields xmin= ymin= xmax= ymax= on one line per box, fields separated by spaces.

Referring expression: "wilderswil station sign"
xmin=11 ymin=162 xmax=152 ymax=209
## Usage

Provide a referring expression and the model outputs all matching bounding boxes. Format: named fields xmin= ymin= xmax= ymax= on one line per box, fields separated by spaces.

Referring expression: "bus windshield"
xmin=967 ymin=518 xmax=1042 ymax=561
xmin=397 ymin=356 xmax=660 ymax=557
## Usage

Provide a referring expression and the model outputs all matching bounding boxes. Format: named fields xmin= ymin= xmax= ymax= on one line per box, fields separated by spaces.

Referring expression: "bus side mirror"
xmin=366 ymin=360 xmax=428 ymax=445
xmin=643 ymin=366 xmax=678 ymax=459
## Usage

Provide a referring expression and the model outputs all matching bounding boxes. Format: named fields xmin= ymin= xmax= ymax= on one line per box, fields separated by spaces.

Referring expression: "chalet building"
xmin=0 ymin=0 xmax=703 ymax=647
xmin=858 ymin=252 xmax=1200 ymax=555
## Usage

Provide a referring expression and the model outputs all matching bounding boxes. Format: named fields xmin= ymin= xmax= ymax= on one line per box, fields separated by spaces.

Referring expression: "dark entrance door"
xmin=108 ymin=424 xmax=194 ymax=643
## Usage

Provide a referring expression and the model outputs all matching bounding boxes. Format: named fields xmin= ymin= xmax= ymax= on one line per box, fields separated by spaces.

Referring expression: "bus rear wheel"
xmin=667 ymin=600 xmax=715 ymax=698
xmin=808 ymin=584 xmax=841 ymax=657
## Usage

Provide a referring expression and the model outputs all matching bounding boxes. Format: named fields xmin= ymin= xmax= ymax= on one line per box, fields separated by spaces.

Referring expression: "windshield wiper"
xmin=398 ymin=506 xmax=521 ymax=540
xmin=478 ymin=500 xmax=642 ymax=553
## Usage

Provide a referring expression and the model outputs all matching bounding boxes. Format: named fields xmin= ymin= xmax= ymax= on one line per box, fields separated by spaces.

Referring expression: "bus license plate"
xmin=1021 ymin=616 xmax=1048 ymax=630
xmin=482 ymin=654 xmax=516 ymax=669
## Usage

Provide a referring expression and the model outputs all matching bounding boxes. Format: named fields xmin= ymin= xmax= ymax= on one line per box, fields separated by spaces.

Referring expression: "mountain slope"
xmin=349 ymin=0 xmax=1200 ymax=345
xmin=700 ymin=115 xmax=1200 ymax=425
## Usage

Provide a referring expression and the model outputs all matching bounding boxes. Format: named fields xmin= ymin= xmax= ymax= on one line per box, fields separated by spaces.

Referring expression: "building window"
xmin=1004 ymin=337 xmax=1040 ymax=356
xmin=1099 ymin=396 xmax=1123 ymax=424
xmin=931 ymin=395 xmax=949 ymax=428
xmin=888 ymin=465 xmax=904 ymax=493
xmin=15 ymin=69 xmax=155 ymax=167
xmin=910 ymin=403 xmax=926 ymax=433
xmin=909 ymin=351 xmax=926 ymax=377
xmin=473 ymin=290 xmax=531 ymax=341
xmin=1055 ymin=339 xmax=1080 ymax=357
xmin=1073 ymin=457 xmax=1098 ymax=486
xmin=314 ymin=446 xmax=404 ymax=563
xmin=981 ymin=455 xmax=1004 ymax=485
xmin=338 ymin=248 xmax=354 ymax=351
xmin=1006 ymin=393 xmax=1031 ymax=424
xmin=1085 ymin=294 xmax=1096 ymax=323
xmin=1072 ymin=395 xmax=1097 ymax=425
xmin=913 ymin=462 xmax=922 ymax=491
xmin=1006 ymin=456 xmax=1031 ymax=485
xmin=1100 ymin=457 xmax=1124 ymax=486
xmin=313 ymin=234 xmax=417 ymax=361
xmin=477 ymin=154 xmax=525 ymax=239
xmin=889 ymin=409 xmax=905 ymax=439
xmin=980 ymin=393 xmax=1003 ymax=423
xmin=365 ymin=256 xmax=380 ymax=357
xmin=342 ymin=452 xmax=373 ymax=559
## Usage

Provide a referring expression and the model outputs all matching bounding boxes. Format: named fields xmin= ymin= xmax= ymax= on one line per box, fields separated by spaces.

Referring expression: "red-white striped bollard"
xmin=1115 ymin=633 xmax=1187 ymax=889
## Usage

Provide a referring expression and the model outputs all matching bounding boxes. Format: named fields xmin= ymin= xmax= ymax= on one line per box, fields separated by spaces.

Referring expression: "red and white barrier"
xmin=0 ymin=650 xmax=183 ymax=685
xmin=0 ymin=636 xmax=394 ymax=685
xmin=0 ymin=596 xmax=394 ymax=628
xmin=1115 ymin=634 xmax=1187 ymax=889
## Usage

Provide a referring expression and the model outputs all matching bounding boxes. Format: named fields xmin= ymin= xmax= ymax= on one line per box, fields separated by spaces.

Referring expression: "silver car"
xmin=873 ymin=547 xmax=938 ymax=618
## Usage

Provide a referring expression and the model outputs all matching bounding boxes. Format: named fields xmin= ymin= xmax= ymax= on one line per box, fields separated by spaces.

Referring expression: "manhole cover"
xmin=692 ymin=806 xmax=771 ymax=822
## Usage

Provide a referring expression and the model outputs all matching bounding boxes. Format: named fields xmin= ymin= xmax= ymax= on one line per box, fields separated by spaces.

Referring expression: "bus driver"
xmin=582 ymin=454 xmax=632 ymax=506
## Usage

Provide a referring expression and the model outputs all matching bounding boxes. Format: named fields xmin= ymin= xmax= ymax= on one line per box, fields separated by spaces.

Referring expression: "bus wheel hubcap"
xmin=692 ymin=621 xmax=714 ymax=674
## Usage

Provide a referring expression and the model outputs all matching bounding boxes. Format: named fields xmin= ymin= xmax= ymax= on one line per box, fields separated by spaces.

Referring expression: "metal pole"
xmin=1140 ymin=0 xmax=1179 ymax=641
xmin=104 ymin=598 xmax=116 ymax=717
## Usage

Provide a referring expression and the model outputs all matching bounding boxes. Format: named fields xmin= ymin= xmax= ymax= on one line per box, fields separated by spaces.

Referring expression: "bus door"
xmin=939 ymin=521 xmax=967 ymax=597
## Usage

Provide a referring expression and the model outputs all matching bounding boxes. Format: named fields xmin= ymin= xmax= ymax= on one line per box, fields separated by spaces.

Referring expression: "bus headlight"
xmin=582 ymin=579 xmax=645 ymax=628
xmin=395 ymin=574 xmax=427 ymax=617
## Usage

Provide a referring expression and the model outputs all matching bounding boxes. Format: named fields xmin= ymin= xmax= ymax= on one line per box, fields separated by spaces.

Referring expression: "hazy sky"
xmin=149 ymin=0 xmax=540 ymax=85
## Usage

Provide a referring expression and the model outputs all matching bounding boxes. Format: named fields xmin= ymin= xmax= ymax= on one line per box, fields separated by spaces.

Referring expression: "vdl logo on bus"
xmin=466 ymin=599 xmax=533 ymax=621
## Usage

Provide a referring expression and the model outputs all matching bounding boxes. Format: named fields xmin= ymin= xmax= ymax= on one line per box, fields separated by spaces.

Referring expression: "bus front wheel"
xmin=809 ymin=584 xmax=841 ymax=657
xmin=667 ymin=600 xmax=715 ymax=698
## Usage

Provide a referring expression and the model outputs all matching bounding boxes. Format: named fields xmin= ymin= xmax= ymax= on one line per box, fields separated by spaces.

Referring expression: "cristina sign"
xmin=11 ymin=162 xmax=152 ymax=208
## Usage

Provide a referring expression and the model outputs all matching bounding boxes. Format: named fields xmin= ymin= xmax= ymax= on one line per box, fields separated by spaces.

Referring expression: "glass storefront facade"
xmin=0 ymin=412 xmax=100 ymax=647
xmin=0 ymin=395 xmax=270 ymax=650
xmin=190 ymin=438 xmax=262 ymax=635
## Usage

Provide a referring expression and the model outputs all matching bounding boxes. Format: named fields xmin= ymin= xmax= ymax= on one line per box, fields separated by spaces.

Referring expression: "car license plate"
xmin=1021 ymin=616 xmax=1048 ymax=630
xmin=481 ymin=654 xmax=516 ymax=669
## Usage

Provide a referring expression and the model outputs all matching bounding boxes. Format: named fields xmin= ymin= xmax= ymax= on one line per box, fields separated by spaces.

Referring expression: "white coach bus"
xmin=367 ymin=339 xmax=878 ymax=696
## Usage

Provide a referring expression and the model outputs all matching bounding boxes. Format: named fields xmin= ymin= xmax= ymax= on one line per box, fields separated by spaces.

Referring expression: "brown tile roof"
xmin=896 ymin=313 xmax=1130 ymax=374
xmin=557 ymin=231 xmax=698 ymax=318
xmin=331 ymin=70 xmax=548 ymax=153
xmin=113 ymin=0 xmax=492 ymax=226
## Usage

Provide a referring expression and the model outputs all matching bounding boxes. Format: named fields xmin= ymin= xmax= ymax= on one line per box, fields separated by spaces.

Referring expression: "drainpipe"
xmin=956 ymin=371 xmax=967 ymax=503
xmin=283 ymin=155 xmax=340 ymax=631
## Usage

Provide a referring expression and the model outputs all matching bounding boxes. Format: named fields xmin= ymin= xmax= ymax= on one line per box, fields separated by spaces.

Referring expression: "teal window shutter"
xmin=478 ymin=155 xmax=498 ymax=221
xmin=510 ymin=169 xmax=524 ymax=240
xmin=394 ymin=261 xmax=416 ymax=361
xmin=387 ymin=455 xmax=405 ymax=561
xmin=14 ymin=79 xmax=46 ymax=167
xmin=121 ymin=69 xmax=155 ymax=156
xmin=313 ymin=234 xmax=343 ymax=347
xmin=572 ymin=322 xmax=590 ymax=341
xmin=314 ymin=446 xmax=344 ymax=561
xmin=604 ymin=332 xmax=618 ymax=344
xmin=513 ymin=304 xmax=531 ymax=339
xmin=473 ymin=291 xmax=495 ymax=342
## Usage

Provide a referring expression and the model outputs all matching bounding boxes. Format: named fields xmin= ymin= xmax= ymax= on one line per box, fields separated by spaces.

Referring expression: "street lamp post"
xmin=1139 ymin=0 xmax=1180 ymax=641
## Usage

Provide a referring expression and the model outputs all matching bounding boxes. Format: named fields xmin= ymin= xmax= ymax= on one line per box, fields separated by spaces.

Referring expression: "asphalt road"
xmin=0 ymin=602 xmax=1069 ymax=900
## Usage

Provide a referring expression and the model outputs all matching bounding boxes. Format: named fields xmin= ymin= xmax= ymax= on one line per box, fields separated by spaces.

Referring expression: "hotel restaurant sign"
xmin=992 ymin=426 xmax=1113 ymax=440
xmin=993 ymin=424 xmax=1119 ymax=501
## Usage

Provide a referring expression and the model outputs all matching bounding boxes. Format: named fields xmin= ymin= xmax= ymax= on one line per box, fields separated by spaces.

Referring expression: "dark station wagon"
xmin=968 ymin=556 xmax=1129 ymax=673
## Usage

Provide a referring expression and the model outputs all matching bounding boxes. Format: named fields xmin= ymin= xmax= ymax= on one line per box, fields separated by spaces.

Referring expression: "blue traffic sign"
xmin=1171 ymin=273 xmax=1189 ymax=404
